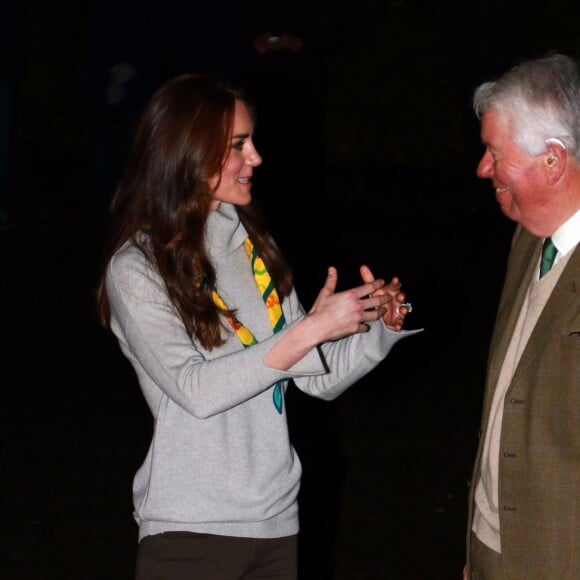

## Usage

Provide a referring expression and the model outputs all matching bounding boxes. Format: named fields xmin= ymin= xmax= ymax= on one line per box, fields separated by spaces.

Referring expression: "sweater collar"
xmin=205 ymin=203 xmax=248 ymax=259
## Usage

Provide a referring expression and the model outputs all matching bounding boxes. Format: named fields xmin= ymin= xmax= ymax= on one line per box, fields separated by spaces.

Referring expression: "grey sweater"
xmin=105 ymin=202 xmax=421 ymax=541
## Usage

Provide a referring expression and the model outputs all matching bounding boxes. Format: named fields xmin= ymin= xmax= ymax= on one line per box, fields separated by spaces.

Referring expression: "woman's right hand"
xmin=264 ymin=267 xmax=390 ymax=371
xmin=307 ymin=266 xmax=390 ymax=342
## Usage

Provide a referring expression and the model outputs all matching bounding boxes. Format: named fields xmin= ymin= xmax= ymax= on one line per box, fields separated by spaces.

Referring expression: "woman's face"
xmin=210 ymin=100 xmax=262 ymax=210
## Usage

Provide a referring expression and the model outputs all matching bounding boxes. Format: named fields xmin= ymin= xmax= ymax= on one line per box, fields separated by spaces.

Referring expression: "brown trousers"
xmin=135 ymin=532 xmax=297 ymax=580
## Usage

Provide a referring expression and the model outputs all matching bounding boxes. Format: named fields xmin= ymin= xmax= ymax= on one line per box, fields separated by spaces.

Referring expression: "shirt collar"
xmin=551 ymin=207 xmax=580 ymax=258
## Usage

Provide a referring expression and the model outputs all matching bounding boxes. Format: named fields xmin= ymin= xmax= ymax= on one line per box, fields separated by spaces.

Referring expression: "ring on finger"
xmin=396 ymin=302 xmax=413 ymax=316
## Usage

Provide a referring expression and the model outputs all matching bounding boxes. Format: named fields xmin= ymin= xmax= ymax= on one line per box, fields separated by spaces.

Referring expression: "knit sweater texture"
xmin=105 ymin=202 xmax=420 ymax=541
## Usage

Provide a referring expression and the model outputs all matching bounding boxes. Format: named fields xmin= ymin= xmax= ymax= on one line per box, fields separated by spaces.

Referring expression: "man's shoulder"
xmin=511 ymin=224 xmax=538 ymax=248
xmin=507 ymin=225 xmax=541 ymax=268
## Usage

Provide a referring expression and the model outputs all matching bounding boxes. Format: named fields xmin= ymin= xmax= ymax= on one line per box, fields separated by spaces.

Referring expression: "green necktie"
xmin=539 ymin=237 xmax=558 ymax=278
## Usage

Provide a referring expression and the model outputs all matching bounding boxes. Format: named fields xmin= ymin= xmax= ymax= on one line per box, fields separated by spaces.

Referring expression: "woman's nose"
xmin=246 ymin=146 xmax=262 ymax=167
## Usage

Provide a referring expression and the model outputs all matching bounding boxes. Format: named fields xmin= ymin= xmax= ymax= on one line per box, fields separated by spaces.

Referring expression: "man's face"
xmin=477 ymin=109 xmax=550 ymax=235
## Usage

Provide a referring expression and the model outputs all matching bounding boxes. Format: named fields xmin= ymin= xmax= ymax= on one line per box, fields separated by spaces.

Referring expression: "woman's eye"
xmin=232 ymin=140 xmax=245 ymax=151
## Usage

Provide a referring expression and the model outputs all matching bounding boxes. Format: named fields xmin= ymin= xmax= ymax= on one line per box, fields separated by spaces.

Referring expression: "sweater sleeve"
xmin=282 ymin=283 xmax=423 ymax=401
xmin=294 ymin=321 xmax=422 ymax=400
xmin=106 ymin=247 xmax=327 ymax=419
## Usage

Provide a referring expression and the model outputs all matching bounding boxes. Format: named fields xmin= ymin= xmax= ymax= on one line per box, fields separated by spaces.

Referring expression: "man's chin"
xmin=498 ymin=204 xmax=517 ymax=222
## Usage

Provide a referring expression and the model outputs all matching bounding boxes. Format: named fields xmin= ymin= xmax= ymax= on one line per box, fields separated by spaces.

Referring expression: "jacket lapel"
xmin=481 ymin=227 xmax=540 ymax=418
xmin=510 ymin=243 xmax=580 ymax=382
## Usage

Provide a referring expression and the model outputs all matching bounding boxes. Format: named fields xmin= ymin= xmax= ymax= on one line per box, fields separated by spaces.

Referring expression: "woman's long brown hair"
xmin=96 ymin=74 xmax=292 ymax=349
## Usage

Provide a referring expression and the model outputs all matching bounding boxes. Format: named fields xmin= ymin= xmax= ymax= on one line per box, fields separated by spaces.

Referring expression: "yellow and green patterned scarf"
xmin=211 ymin=238 xmax=286 ymax=414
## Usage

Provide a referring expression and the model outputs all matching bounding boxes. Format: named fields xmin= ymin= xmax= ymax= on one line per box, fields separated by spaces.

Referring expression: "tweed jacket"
xmin=466 ymin=224 xmax=580 ymax=579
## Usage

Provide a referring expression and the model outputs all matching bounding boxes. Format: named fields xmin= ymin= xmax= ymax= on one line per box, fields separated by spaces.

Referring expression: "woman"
xmin=96 ymin=73 xmax=420 ymax=579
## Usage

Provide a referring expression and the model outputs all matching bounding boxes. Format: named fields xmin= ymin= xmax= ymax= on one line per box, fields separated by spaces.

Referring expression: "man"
xmin=464 ymin=53 xmax=580 ymax=579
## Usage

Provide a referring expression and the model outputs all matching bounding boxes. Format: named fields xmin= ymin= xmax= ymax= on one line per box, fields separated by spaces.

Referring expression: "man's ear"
xmin=544 ymin=138 xmax=567 ymax=184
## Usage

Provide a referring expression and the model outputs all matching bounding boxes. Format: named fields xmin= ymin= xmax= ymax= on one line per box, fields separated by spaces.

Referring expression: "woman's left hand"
xmin=359 ymin=265 xmax=409 ymax=331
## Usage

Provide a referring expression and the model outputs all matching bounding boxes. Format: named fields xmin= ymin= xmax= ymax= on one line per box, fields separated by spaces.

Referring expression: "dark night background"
xmin=2 ymin=1 xmax=579 ymax=579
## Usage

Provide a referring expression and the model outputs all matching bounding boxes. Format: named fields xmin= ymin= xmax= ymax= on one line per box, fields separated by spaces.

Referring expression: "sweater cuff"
xmin=364 ymin=319 xmax=424 ymax=361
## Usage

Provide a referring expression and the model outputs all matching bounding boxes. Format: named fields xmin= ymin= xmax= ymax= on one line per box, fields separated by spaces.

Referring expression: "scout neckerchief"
xmin=211 ymin=237 xmax=286 ymax=414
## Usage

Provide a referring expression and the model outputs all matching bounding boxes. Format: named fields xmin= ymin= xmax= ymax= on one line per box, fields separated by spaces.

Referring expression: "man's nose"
xmin=476 ymin=150 xmax=493 ymax=179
